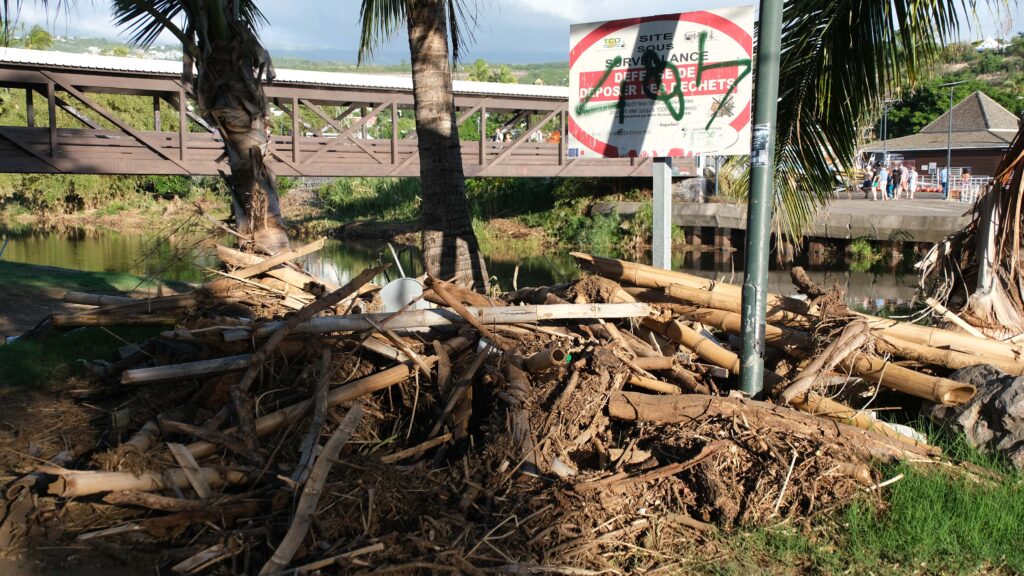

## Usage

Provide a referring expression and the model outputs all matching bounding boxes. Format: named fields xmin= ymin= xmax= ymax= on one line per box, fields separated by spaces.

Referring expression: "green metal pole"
xmin=739 ymin=0 xmax=784 ymax=398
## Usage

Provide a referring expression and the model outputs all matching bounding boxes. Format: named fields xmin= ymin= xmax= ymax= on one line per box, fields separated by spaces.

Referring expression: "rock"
xmin=928 ymin=364 xmax=1024 ymax=469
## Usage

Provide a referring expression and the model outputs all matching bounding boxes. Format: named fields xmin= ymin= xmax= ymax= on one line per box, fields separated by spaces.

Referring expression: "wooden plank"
xmin=166 ymin=442 xmax=213 ymax=498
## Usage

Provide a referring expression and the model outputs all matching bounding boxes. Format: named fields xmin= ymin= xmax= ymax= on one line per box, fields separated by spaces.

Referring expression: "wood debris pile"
xmin=2 ymin=243 xmax=1020 ymax=574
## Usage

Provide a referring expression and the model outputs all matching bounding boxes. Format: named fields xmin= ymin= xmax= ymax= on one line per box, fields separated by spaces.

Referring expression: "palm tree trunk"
xmin=406 ymin=0 xmax=488 ymax=291
xmin=197 ymin=22 xmax=289 ymax=253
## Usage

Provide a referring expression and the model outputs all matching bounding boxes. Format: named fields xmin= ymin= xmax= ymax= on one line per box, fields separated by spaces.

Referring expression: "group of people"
xmin=862 ymin=162 xmax=918 ymax=200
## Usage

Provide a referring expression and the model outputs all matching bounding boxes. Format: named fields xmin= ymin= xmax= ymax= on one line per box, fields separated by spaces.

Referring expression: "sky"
xmin=14 ymin=0 xmax=1024 ymax=64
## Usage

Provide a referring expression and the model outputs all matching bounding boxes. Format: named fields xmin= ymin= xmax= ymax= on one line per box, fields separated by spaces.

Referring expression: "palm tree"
xmin=22 ymin=24 xmax=52 ymax=49
xmin=359 ymin=0 xmax=488 ymax=291
xmin=109 ymin=0 xmax=290 ymax=253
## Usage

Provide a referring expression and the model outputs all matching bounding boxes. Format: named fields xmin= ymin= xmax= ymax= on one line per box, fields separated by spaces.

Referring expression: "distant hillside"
xmin=882 ymin=35 xmax=1024 ymax=139
xmin=40 ymin=36 xmax=570 ymax=86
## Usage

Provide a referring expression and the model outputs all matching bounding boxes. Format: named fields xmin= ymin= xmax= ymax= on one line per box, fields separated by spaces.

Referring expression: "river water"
xmin=0 ymin=229 xmax=918 ymax=312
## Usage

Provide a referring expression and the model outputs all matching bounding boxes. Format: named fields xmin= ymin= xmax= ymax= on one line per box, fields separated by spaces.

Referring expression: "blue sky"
xmin=16 ymin=0 xmax=1023 ymax=64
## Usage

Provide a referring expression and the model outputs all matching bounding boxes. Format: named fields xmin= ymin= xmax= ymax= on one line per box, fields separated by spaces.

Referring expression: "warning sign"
xmin=568 ymin=7 xmax=754 ymax=159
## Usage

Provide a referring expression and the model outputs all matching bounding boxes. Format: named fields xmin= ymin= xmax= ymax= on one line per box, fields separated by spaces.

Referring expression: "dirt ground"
xmin=0 ymin=283 xmax=88 ymax=337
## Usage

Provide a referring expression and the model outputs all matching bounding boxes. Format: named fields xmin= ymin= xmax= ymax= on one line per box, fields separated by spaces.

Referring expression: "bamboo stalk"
xmin=630 ymin=355 xmax=673 ymax=371
xmin=924 ymin=297 xmax=989 ymax=339
xmin=380 ymin=433 xmax=453 ymax=464
xmin=786 ymin=391 xmax=937 ymax=454
xmin=524 ymin=347 xmax=568 ymax=373
xmin=102 ymin=490 xmax=209 ymax=512
xmin=121 ymin=355 xmax=252 ymax=384
xmin=571 ymin=252 xmax=813 ymax=315
xmin=63 ymin=291 xmax=134 ymax=306
xmin=426 ymin=276 xmax=507 ymax=351
xmin=227 ymin=303 xmax=652 ymax=341
xmin=229 ymin=237 xmax=325 ymax=280
xmin=840 ymin=353 xmax=976 ymax=405
xmin=47 ymin=468 xmax=248 ymax=498
xmin=259 ymin=404 xmax=364 ymax=576
xmin=52 ymin=313 xmax=180 ymax=327
xmin=627 ymin=374 xmax=682 ymax=395
xmin=858 ymin=312 xmax=1022 ymax=362
xmin=688 ymin=308 xmax=812 ymax=352
xmin=874 ymin=333 xmax=1024 ymax=376
xmin=663 ymin=284 xmax=812 ymax=329
xmin=216 ymin=245 xmax=339 ymax=294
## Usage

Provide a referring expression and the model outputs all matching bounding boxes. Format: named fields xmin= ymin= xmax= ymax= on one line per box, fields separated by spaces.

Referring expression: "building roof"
xmin=0 ymin=47 xmax=569 ymax=100
xmin=862 ymin=91 xmax=1019 ymax=152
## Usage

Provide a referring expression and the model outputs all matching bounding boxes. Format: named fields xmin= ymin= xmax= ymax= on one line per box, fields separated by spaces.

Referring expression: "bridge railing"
xmin=0 ymin=55 xmax=690 ymax=178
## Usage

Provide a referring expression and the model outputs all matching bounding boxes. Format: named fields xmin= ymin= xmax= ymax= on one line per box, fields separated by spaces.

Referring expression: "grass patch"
xmin=0 ymin=260 xmax=164 ymax=294
xmin=318 ymin=177 xmax=421 ymax=222
xmin=0 ymin=326 xmax=162 ymax=390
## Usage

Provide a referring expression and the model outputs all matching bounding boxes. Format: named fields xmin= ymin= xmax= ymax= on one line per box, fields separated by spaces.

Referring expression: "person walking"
xmin=940 ymin=165 xmax=949 ymax=199
xmin=874 ymin=163 xmax=888 ymax=201
xmin=908 ymin=165 xmax=918 ymax=199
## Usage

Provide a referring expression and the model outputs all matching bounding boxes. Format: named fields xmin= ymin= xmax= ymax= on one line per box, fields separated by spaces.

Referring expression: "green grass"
xmin=318 ymin=177 xmax=422 ymax=222
xmin=0 ymin=325 xmax=162 ymax=389
xmin=0 ymin=260 xmax=164 ymax=294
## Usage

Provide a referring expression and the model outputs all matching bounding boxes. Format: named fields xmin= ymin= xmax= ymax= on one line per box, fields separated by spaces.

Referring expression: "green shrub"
xmin=318 ymin=177 xmax=421 ymax=221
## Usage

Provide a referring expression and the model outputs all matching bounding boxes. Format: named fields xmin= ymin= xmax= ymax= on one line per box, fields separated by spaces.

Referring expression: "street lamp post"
xmin=939 ymin=81 xmax=966 ymax=200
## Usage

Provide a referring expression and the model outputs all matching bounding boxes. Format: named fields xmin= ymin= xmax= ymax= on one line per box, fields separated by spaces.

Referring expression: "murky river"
xmin=0 ymin=228 xmax=919 ymax=313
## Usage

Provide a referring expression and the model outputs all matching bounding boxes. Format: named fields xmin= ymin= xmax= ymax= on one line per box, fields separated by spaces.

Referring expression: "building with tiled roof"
xmin=861 ymin=91 xmax=1019 ymax=177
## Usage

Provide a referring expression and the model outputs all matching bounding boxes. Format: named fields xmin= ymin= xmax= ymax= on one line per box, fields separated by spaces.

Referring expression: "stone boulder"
xmin=928 ymin=364 xmax=1024 ymax=469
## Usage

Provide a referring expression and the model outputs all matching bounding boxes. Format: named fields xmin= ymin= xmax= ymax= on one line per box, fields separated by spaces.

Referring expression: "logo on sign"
xmin=603 ymin=37 xmax=624 ymax=49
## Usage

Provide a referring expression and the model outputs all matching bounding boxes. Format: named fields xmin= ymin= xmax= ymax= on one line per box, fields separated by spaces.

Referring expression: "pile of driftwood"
xmin=2 ymin=243 xmax=1018 ymax=574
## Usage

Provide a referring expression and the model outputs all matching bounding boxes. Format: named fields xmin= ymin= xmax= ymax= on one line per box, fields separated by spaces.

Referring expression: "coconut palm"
xmin=108 ymin=0 xmax=289 ymax=252
xmin=22 ymin=24 xmax=52 ymax=49
xmin=359 ymin=0 xmax=488 ymax=290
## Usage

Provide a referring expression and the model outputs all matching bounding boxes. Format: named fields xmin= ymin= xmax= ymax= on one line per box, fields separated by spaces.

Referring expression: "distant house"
xmin=976 ymin=37 xmax=1009 ymax=52
xmin=861 ymin=91 xmax=1019 ymax=177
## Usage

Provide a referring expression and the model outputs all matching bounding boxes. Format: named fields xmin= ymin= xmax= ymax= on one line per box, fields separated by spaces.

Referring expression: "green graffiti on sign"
xmin=575 ymin=31 xmax=752 ymax=131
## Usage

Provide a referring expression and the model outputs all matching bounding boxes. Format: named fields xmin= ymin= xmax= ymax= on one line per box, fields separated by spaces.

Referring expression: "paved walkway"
xmin=594 ymin=194 xmax=975 ymax=243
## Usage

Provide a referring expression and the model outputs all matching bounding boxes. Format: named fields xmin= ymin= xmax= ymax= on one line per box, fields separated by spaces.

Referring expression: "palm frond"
xmin=110 ymin=0 xmax=190 ymax=50
xmin=762 ymin=0 xmax=976 ymax=239
xmin=358 ymin=0 xmax=479 ymax=64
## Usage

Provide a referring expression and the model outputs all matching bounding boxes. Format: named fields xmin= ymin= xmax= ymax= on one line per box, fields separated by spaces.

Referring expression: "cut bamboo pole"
xmin=571 ymin=252 xmax=813 ymax=316
xmin=630 ymin=356 xmax=673 ymax=371
xmin=186 ymin=335 xmax=473 ymax=459
xmin=524 ymin=347 xmax=568 ymax=373
xmin=63 ymin=291 xmax=134 ymax=306
xmin=840 ymin=353 xmax=976 ymax=405
xmin=46 ymin=467 xmax=248 ymax=498
xmin=874 ymin=334 xmax=1024 ymax=376
xmin=505 ymin=364 xmax=540 ymax=475
xmin=226 ymin=303 xmax=652 ymax=341
xmin=663 ymin=284 xmax=813 ymax=329
xmin=689 ymin=308 xmax=812 ymax=352
xmin=627 ymin=374 xmax=682 ymax=395
xmin=858 ymin=313 xmax=1022 ymax=362
xmin=642 ymin=318 xmax=742 ymax=375
xmin=122 ymin=355 xmax=252 ymax=384
xmin=229 ymin=237 xmax=325 ymax=280
xmin=259 ymin=404 xmax=364 ymax=576
xmin=216 ymin=245 xmax=339 ymax=293
xmin=52 ymin=313 xmax=180 ymax=327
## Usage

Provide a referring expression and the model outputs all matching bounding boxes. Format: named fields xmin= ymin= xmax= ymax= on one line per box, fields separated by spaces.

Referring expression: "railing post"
xmin=25 ymin=88 xmax=34 ymax=128
xmin=558 ymin=108 xmax=566 ymax=167
xmin=153 ymin=95 xmax=161 ymax=131
xmin=177 ymin=89 xmax=187 ymax=162
xmin=46 ymin=81 xmax=57 ymax=159
xmin=292 ymin=97 xmax=300 ymax=164
xmin=390 ymin=102 xmax=398 ymax=165
xmin=479 ymin=106 xmax=486 ymax=165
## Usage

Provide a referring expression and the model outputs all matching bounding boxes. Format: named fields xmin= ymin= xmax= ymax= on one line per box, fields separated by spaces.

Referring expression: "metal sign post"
xmin=652 ymin=157 xmax=673 ymax=269
xmin=738 ymin=0 xmax=784 ymax=398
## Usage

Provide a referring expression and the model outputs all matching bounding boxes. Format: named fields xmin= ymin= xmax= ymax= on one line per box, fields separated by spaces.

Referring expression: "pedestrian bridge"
xmin=0 ymin=48 xmax=694 ymax=179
